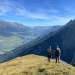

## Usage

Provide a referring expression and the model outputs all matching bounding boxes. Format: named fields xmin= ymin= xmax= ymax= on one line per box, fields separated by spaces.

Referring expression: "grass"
xmin=0 ymin=54 xmax=75 ymax=75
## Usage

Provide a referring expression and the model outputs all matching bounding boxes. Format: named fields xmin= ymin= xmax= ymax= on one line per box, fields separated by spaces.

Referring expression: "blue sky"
xmin=0 ymin=0 xmax=75 ymax=26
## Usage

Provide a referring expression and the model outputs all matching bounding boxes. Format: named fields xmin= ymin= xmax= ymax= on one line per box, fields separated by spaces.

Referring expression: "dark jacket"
xmin=55 ymin=49 xmax=61 ymax=57
xmin=47 ymin=49 xmax=51 ymax=58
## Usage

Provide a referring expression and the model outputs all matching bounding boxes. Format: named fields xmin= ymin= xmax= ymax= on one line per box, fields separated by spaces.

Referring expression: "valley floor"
xmin=0 ymin=54 xmax=75 ymax=75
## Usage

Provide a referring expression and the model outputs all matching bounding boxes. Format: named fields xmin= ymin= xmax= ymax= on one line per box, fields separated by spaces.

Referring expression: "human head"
xmin=57 ymin=45 xmax=60 ymax=50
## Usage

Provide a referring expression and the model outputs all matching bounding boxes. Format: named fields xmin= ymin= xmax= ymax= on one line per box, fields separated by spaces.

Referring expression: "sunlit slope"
xmin=0 ymin=54 xmax=75 ymax=75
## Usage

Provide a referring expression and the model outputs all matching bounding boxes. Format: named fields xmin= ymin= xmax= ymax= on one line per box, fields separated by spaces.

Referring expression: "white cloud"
xmin=16 ymin=8 xmax=51 ymax=20
xmin=0 ymin=0 xmax=60 ymax=20
xmin=0 ymin=0 xmax=23 ymax=15
xmin=0 ymin=0 xmax=74 ymax=26
xmin=0 ymin=5 xmax=12 ymax=15
xmin=15 ymin=6 xmax=61 ymax=20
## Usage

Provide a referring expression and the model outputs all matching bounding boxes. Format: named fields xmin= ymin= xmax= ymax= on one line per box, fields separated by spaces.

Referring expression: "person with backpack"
xmin=55 ymin=45 xmax=61 ymax=63
xmin=47 ymin=46 xmax=52 ymax=62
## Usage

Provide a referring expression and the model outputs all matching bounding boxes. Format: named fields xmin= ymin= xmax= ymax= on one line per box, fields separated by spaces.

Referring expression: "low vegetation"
xmin=0 ymin=54 xmax=75 ymax=75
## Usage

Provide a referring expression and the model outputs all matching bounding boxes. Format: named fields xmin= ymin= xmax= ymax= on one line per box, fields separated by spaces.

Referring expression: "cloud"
xmin=15 ymin=6 xmax=60 ymax=20
xmin=16 ymin=8 xmax=51 ymax=20
xmin=0 ymin=0 xmax=23 ymax=16
xmin=0 ymin=0 xmax=11 ymax=15
xmin=0 ymin=0 xmax=60 ymax=20
xmin=0 ymin=0 xmax=74 ymax=26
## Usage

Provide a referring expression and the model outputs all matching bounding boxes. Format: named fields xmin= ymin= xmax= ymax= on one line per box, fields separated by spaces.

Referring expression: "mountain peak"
xmin=66 ymin=19 xmax=75 ymax=26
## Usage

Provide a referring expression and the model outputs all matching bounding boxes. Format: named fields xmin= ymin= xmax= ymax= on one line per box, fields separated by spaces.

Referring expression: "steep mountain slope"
xmin=0 ymin=21 xmax=30 ymax=36
xmin=0 ymin=54 xmax=75 ymax=75
xmin=22 ymin=19 xmax=75 ymax=65
xmin=0 ymin=21 xmax=60 ymax=37
xmin=52 ymin=20 xmax=75 ymax=65
xmin=0 ymin=21 xmax=31 ymax=53
xmin=4 ymin=19 xmax=75 ymax=65
xmin=0 ymin=19 xmax=75 ymax=66
xmin=0 ymin=20 xmax=60 ymax=55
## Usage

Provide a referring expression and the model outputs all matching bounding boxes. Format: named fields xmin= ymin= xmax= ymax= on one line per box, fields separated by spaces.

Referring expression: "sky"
xmin=0 ymin=0 xmax=75 ymax=26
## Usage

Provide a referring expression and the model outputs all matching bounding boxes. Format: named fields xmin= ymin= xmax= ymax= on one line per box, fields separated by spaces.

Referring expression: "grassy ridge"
xmin=0 ymin=54 xmax=75 ymax=75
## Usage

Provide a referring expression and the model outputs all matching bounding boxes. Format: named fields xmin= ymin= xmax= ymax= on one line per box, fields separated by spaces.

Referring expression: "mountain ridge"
xmin=0 ymin=20 xmax=60 ymax=56
xmin=0 ymin=54 xmax=75 ymax=75
xmin=8 ymin=19 xmax=75 ymax=66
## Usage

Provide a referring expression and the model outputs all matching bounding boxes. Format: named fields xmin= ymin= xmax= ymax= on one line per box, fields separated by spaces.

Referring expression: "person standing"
xmin=47 ymin=46 xmax=52 ymax=62
xmin=55 ymin=45 xmax=61 ymax=63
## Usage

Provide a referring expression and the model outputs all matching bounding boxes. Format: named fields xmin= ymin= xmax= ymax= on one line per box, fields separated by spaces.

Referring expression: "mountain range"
xmin=0 ymin=21 xmax=60 ymax=54
xmin=0 ymin=20 xmax=75 ymax=66
xmin=0 ymin=19 xmax=74 ymax=65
